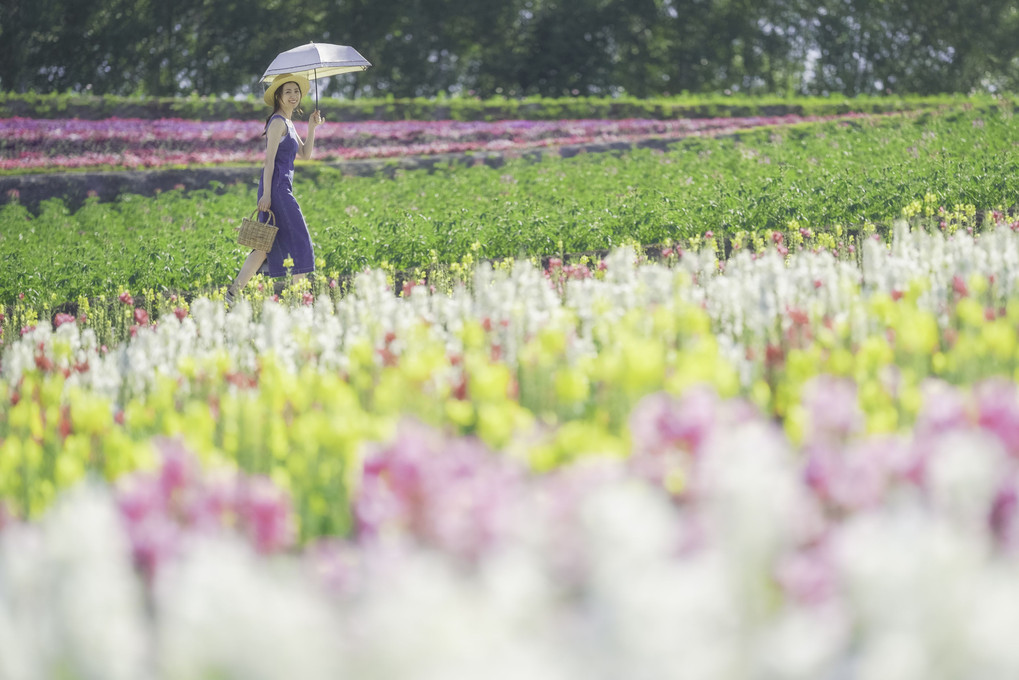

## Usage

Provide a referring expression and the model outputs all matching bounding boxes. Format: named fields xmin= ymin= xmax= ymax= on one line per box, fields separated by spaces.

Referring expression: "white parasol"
xmin=261 ymin=42 xmax=371 ymax=108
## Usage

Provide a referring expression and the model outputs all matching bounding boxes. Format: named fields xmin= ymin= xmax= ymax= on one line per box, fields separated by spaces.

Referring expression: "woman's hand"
xmin=257 ymin=195 xmax=271 ymax=213
xmin=309 ymin=110 xmax=324 ymax=131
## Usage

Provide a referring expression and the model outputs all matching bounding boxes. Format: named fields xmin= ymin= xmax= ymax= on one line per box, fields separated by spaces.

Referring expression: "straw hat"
xmin=263 ymin=73 xmax=311 ymax=107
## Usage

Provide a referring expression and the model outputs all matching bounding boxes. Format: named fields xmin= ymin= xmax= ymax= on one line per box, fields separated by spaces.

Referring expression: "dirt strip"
xmin=0 ymin=136 xmax=682 ymax=213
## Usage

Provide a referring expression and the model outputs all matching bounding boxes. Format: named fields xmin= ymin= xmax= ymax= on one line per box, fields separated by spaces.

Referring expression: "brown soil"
xmin=0 ymin=137 xmax=678 ymax=213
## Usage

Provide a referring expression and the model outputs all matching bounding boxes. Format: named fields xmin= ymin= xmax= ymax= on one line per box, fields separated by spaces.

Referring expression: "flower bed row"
xmin=5 ymin=369 xmax=1019 ymax=677
xmin=0 ymin=113 xmax=869 ymax=171
xmin=4 ymin=215 xmax=1019 ymax=520
xmin=5 ymin=218 xmax=1019 ymax=674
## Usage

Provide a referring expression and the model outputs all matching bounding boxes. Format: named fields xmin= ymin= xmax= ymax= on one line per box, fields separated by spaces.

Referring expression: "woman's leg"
xmin=228 ymin=250 xmax=268 ymax=296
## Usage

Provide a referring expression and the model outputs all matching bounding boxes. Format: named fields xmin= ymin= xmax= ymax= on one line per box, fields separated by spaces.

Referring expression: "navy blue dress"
xmin=256 ymin=114 xmax=315 ymax=277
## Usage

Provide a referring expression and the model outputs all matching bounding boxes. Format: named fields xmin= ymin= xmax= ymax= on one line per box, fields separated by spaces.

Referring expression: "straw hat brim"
xmin=263 ymin=73 xmax=311 ymax=107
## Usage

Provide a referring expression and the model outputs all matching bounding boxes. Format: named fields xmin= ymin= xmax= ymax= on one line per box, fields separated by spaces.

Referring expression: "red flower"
xmin=787 ymin=307 xmax=810 ymax=326
xmin=119 ymin=291 xmax=134 ymax=305
xmin=174 ymin=307 xmax=188 ymax=321
xmin=134 ymin=308 xmax=149 ymax=325
xmin=765 ymin=343 xmax=785 ymax=367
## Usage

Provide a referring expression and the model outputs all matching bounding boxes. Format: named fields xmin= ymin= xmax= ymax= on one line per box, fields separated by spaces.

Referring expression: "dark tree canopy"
xmin=2 ymin=0 xmax=1017 ymax=97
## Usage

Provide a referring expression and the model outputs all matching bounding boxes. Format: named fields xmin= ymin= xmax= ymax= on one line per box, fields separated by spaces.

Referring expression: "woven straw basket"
xmin=238 ymin=209 xmax=278 ymax=252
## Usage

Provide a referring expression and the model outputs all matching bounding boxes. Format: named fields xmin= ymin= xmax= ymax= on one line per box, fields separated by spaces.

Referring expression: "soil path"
xmin=0 ymin=135 xmax=683 ymax=213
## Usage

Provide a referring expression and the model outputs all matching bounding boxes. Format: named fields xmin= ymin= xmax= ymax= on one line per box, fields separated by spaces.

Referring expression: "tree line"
xmin=3 ymin=0 xmax=1018 ymax=99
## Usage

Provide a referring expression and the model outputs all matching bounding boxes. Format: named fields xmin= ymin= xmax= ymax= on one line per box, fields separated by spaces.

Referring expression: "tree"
xmin=2 ymin=0 xmax=1017 ymax=98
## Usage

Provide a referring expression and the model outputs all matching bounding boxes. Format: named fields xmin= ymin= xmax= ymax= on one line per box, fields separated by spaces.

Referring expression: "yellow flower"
xmin=554 ymin=366 xmax=590 ymax=405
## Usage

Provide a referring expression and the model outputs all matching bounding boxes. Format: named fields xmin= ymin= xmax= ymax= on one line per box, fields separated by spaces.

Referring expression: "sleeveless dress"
xmin=255 ymin=114 xmax=315 ymax=277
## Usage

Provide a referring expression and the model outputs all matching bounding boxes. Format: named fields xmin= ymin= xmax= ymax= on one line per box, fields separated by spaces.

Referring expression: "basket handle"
xmin=250 ymin=209 xmax=276 ymax=226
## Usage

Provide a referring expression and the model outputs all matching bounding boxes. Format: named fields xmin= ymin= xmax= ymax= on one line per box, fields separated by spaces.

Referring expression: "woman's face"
xmin=278 ymin=82 xmax=302 ymax=112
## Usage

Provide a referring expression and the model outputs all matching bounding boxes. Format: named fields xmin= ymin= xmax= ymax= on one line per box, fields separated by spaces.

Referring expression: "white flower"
xmin=0 ymin=482 xmax=149 ymax=680
xmin=156 ymin=536 xmax=341 ymax=680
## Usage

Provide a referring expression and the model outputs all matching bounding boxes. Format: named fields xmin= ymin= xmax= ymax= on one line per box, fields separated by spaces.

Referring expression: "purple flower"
xmin=990 ymin=480 xmax=1019 ymax=550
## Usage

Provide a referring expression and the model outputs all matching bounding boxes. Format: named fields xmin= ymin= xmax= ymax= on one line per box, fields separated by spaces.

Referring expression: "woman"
xmin=226 ymin=72 xmax=323 ymax=304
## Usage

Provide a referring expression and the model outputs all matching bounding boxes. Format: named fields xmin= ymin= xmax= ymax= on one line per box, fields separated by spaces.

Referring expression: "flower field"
xmin=4 ymin=98 xmax=1019 ymax=677
xmin=3 ymin=105 xmax=1017 ymax=306
xmin=0 ymin=113 xmax=863 ymax=172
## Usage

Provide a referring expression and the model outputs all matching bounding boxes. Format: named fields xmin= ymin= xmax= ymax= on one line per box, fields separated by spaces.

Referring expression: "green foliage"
xmin=2 ymin=106 xmax=1018 ymax=310
xmin=3 ymin=0 xmax=1018 ymax=98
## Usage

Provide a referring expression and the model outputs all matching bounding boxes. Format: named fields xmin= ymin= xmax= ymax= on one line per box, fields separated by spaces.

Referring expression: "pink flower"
xmin=133 ymin=307 xmax=149 ymax=325
xmin=801 ymin=376 xmax=863 ymax=443
xmin=119 ymin=291 xmax=133 ymax=305
xmin=355 ymin=419 xmax=524 ymax=561
xmin=115 ymin=438 xmax=297 ymax=581
xmin=235 ymin=477 xmax=296 ymax=554
xmin=974 ymin=379 xmax=1019 ymax=457
xmin=630 ymin=389 xmax=720 ymax=461
xmin=174 ymin=307 xmax=188 ymax=321
xmin=53 ymin=312 xmax=76 ymax=328
xmin=776 ymin=544 xmax=836 ymax=605
xmin=991 ymin=481 xmax=1019 ymax=550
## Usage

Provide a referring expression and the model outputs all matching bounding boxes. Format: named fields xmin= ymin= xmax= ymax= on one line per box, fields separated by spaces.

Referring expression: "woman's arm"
xmin=297 ymin=110 xmax=323 ymax=160
xmin=258 ymin=118 xmax=286 ymax=212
